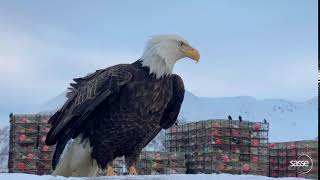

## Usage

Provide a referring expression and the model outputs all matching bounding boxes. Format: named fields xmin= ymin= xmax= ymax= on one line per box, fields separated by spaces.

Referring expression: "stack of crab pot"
xmin=97 ymin=151 xmax=186 ymax=175
xmin=8 ymin=114 xmax=56 ymax=175
xmin=36 ymin=115 xmax=55 ymax=175
xmin=269 ymin=140 xmax=318 ymax=179
xmin=137 ymin=151 xmax=186 ymax=175
xmin=8 ymin=115 xmax=40 ymax=174
xmin=165 ymin=119 xmax=269 ymax=176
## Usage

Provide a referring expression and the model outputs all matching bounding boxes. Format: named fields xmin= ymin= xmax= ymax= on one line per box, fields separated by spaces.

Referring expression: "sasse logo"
xmin=289 ymin=154 xmax=313 ymax=174
xmin=289 ymin=160 xmax=309 ymax=167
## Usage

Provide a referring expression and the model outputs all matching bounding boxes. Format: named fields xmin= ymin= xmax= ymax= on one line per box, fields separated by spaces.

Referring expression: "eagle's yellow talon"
xmin=128 ymin=166 xmax=137 ymax=175
xmin=106 ymin=161 xmax=117 ymax=176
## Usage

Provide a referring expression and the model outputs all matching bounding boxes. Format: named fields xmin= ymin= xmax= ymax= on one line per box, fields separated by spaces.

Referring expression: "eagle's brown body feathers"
xmin=45 ymin=60 xmax=185 ymax=169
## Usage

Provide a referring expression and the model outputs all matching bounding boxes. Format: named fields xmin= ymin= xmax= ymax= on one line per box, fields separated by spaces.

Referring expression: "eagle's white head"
xmin=141 ymin=35 xmax=200 ymax=78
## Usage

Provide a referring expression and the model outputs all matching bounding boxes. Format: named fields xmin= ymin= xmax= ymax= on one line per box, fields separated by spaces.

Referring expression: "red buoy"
xmin=242 ymin=164 xmax=250 ymax=172
xmin=27 ymin=153 xmax=34 ymax=160
xmin=254 ymin=123 xmax=261 ymax=130
xmin=222 ymin=154 xmax=229 ymax=162
xmin=42 ymin=145 xmax=49 ymax=151
xmin=17 ymin=163 xmax=25 ymax=171
xmin=19 ymin=135 xmax=27 ymax=142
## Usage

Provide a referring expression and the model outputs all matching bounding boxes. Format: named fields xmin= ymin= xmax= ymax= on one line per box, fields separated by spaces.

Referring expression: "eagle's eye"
xmin=178 ymin=41 xmax=184 ymax=47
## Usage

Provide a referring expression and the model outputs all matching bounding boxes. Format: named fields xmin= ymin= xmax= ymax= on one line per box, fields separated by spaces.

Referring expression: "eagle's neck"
xmin=140 ymin=55 xmax=175 ymax=79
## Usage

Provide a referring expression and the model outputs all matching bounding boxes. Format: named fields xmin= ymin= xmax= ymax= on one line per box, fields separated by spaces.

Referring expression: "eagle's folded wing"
xmin=159 ymin=74 xmax=185 ymax=129
xmin=46 ymin=64 xmax=132 ymax=145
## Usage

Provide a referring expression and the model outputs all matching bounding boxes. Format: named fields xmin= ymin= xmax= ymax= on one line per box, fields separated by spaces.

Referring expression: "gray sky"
xmin=0 ymin=0 xmax=318 ymax=124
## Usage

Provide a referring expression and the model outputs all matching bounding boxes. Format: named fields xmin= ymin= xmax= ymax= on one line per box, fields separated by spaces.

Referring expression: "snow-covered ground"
xmin=0 ymin=173 xmax=308 ymax=180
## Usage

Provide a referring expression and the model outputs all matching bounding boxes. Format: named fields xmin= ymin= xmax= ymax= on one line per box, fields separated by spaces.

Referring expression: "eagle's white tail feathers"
xmin=52 ymin=136 xmax=99 ymax=177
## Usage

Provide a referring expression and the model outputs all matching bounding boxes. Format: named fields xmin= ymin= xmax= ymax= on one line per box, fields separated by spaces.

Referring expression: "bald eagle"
xmin=45 ymin=35 xmax=200 ymax=176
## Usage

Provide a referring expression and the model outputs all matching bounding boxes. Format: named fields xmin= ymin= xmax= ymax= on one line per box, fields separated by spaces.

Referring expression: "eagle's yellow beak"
xmin=182 ymin=48 xmax=200 ymax=63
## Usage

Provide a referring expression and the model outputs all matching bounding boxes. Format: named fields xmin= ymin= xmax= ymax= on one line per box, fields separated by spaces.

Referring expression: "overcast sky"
xmin=0 ymin=0 xmax=318 ymax=124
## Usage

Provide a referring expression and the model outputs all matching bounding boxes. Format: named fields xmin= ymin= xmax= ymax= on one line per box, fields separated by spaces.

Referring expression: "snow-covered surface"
xmin=0 ymin=173 xmax=308 ymax=180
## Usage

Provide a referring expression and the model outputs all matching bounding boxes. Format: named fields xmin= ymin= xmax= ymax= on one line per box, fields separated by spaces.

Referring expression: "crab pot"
xmin=9 ymin=114 xmax=54 ymax=174
xmin=11 ymin=159 xmax=37 ymax=172
xmin=136 ymin=151 xmax=186 ymax=175
xmin=166 ymin=119 xmax=270 ymax=176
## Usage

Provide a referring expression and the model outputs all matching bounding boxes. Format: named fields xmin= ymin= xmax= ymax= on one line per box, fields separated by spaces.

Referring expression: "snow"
xmin=0 ymin=173 xmax=308 ymax=180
